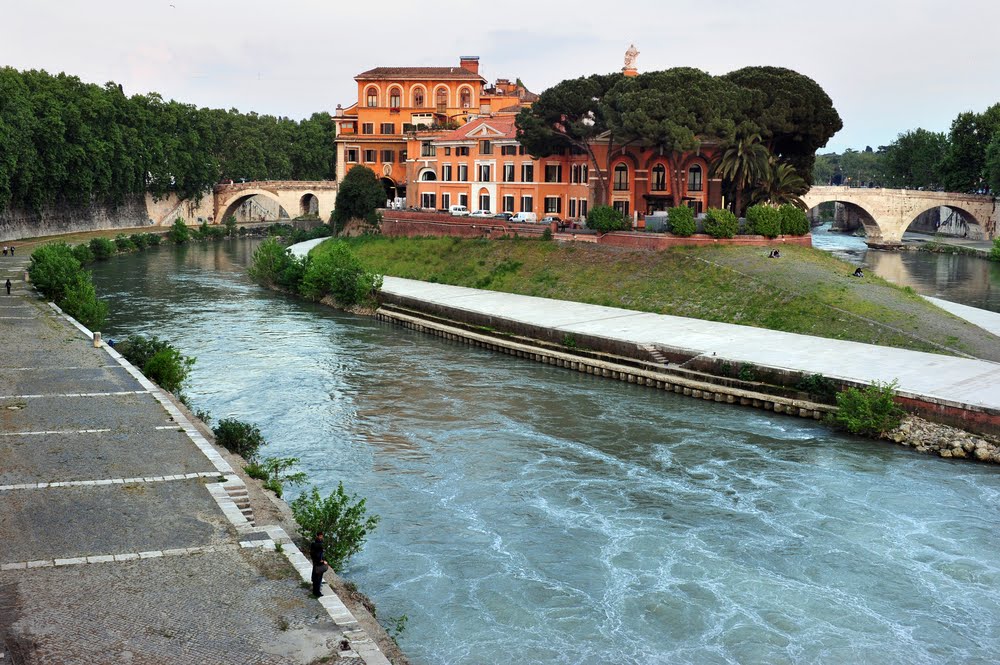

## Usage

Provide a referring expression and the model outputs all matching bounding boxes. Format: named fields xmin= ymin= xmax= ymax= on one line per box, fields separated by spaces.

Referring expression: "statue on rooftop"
xmin=624 ymin=44 xmax=639 ymax=69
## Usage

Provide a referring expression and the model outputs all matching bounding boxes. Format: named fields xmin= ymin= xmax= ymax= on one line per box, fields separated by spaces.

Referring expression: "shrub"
xmin=89 ymin=237 xmax=116 ymax=261
xmin=28 ymin=243 xmax=81 ymax=302
xmin=668 ymin=206 xmax=696 ymax=237
xmin=992 ymin=237 xmax=1000 ymax=262
xmin=291 ymin=483 xmax=380 ymax=571
xmin=224 ymin=215 xmax=238 ymax=237
xmin=244 ymin=456 xmax=307 ymax=498
xmin=130 ymin=233 xmax=150 ymax=250
xmin=834 ymin=379 xmax=905 ymax=436
xmin=745 ymin=204 xmax=782 ymax=238
xmin=540 ymin=227 xmax=553 ymax=241
xmin=797 ymin=373 xmax=837 ymax=400
xmin=168 ymin=218 xmax=190 ymax=244
xmin=586 ymin=205 xmax=627 ymax=233
xmin=72 ymin=243 xmax=95 ymax=265
xmin=145 ymin=233 xmax=162 ymax=247
xmin=213 ymin=418 xmax=267 ymax=460
xmin=61 ymin=273 xmax=108 ymax=330
xmin=703 ymin=208 xmax=739 ymax=239
xmin=248 ymin=237 xmax=308 ymax=291
xmin=114 ymin=234 xmax=136 ymax=252
xmin=778 ymin=204 xmax=810 ymax=236
xmin=116 ymin=335 xmax=194 ymax=396
xmin=299 ymin=241 xmax=382 ymax=307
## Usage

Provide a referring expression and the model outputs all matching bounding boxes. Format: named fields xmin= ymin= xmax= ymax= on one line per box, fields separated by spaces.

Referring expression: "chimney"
xmin=459 ymin=56 xmax=480 ymax=76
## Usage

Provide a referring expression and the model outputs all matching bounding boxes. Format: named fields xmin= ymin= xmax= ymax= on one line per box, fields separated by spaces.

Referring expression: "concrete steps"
xmin=225 ymin=485 xmax=256 ymax=526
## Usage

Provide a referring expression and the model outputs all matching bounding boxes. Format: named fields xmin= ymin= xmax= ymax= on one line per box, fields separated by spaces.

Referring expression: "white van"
xmin=510 ymin=212 xmax=537 ymax=223
xmin=449 ymin=205 xmax=470 ymax=217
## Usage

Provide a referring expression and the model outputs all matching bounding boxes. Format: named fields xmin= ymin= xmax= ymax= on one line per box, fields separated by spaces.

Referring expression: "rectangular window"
xmin=651 ymin=167 xmax=666 ymax=191
xmin=613 ymin=167 xmax=629 ymax=191
xmin=479 ymin=193 xmax=491 ymax=212
xmin=389 ymin=91 xmax=401 ymax=108
xmin=581 ymin=165 xmax=588 ymax=182
xmin=480 ymin=140 xmax=492 ymax=155
xmin=345 ymin=148 xmax=358 ymax=163
xmin=362 ymin=123 xmax=374 ymax=135
xmin=503 ymin=164 xmax=515 ymax=182
xmin=477 ymin=164 xmax=491 ymax=182
xmin=519 ymin=146 xmax=526 ymax=155
xmin=380 ymin=123 xmax=395 ymax=134
xmin=458 ymin=164 xmax=468 ymax=182
xmin=544 ymin=164 xmax=562 ymax=183
xmin=688 ymin=199 xmax=704 ymax=214
xmin=521 ymin=163 xmax=534 ymax=182
xmin=441 ymin=193 xmax=450 ymax=210
xmin=380 ymin=150 xmax=394 ymax=163
xmin=459 ymin=193 xmax=468 ymax=208
xmin=613 ymin=200 xmax=630 ymax=218
xmin=545 ymin=196 xmax=561 ymax=214
xmin=420 ymin=142 xmax=436 ymax=157
xmin=520 ymin=195 xmax=533 ymax=213
xmin=364 ymin=149 xmax=377 ymax=163
xmin=688 ymin=168 xmax=703 ymax=192
xmin=500 ymin=145 xmax=517 ymax=156
xmin=441 ymin=164 xmax=453 ymax=181
xmin=569 ymin=199 xmax=577 ymax=218
xmin=421 ymin=193 xmax=436 ymax=209
xmin=399 ymin=150 xmax=407 ymax=162
xmin=579 ymin=199 xmax=588 ymax=219
xmin=445 ymin=147 xmax=451 ymax=156
xmin=456 ymin=146 xmax=470 ymax=156
xmin=503 ymin=195 xmax=515 ymax=213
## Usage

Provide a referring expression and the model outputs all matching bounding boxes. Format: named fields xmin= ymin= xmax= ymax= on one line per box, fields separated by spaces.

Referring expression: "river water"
xmin=89 ymin=241 xmax=1000 ymax=664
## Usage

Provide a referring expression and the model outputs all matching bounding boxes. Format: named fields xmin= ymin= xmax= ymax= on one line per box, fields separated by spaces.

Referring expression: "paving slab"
xmin=0 ymin=479 xmax=234 ymax=564
xmin=0 ymin=429 xmax=213 ymax=486
xmin=0 ymin=365 xmax=138 ymax=396
xmin=0 ymin=547 xmax=343 ymax=664
xmin=924 ymin=296 xmax=1000 ymax=338
xmin=382 ymin=275 xmax=1000 ymax=411
xmin=0 ymin=392 xmax=175 ymax=433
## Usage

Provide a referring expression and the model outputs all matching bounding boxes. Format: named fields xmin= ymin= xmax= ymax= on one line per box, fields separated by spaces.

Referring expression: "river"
xmin=89 ymin=240 xmax=1000 ymax=665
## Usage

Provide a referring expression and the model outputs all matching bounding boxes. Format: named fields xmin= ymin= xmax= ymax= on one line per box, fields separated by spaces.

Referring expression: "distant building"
xmin=334 ymin=55 xmax=721 ymax=220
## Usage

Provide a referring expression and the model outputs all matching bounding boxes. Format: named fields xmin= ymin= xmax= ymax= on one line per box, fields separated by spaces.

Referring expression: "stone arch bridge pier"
xmin=212 ymin=181 xmax=339 ymax=224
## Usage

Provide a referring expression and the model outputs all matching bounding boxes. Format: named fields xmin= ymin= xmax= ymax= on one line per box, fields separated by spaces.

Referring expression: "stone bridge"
xmin=802 ymin=186 xmax=998 ymax=245
xmin=213 ymin=181 xmax=338 ymax=223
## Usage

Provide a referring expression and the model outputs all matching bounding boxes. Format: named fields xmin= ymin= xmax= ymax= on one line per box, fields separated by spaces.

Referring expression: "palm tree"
xmin=714 ymin=132 xmax=770 ymax=216
xmin=751 ymin=160 xmax=809 ymax=209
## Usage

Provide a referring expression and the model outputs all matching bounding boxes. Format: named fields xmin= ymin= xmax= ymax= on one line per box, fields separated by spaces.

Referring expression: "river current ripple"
xmin=90 ymin=241 xmax=1000 ymax=664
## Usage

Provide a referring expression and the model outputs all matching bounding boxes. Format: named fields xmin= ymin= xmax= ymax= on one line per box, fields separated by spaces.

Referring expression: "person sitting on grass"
xmin=853 ymin=267 xmax=864 ymax=278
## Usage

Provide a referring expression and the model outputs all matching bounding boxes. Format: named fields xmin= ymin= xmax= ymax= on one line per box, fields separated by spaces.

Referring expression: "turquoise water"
xmin=90 ymin=241 xmax=1000 ymax=664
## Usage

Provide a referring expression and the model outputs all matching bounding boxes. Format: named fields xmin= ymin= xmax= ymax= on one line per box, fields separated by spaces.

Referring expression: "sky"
xmin=2 ymin=0 xmax=998 ymax=153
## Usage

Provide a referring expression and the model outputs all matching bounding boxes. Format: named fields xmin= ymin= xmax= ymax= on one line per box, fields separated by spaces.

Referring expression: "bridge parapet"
xmin=213 ymin=180 xmax=339 ymax=195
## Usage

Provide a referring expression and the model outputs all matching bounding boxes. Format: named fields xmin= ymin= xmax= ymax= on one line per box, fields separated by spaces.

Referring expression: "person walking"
xmin=310 ymin=532 xmax=329 ymax=598
xmin=5 ymin=279 xmax=10 ymax=295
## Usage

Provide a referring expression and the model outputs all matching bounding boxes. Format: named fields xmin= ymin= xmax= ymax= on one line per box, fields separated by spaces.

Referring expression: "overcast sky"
xmin=3 ymin=0 xmax=997 ymax=153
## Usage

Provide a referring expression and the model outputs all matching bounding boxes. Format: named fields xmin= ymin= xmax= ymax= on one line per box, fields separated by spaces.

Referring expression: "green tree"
xmin=984 ymin=131 xmax=1000 ymax=194
xmin=291 ymin=484 xmax=380 ymax=571
xmin=883 ymin=129 xmax=947 ymax=189
xmin=940 ymin=111 xmax=987 ymax=192
xmin=585 ymin=204 xmax=627 ymax=233
xmin=515 ymin=73 xmax=623 ymax=204
xmin=168 ymin=217 xmax=190 ymax=243
xmin=720 ymin=66 xmax=843 ymax=184
xmin=751 ymin=160 xmax=808 ymax=208
xmin=333 ymin=166 xmax=385 ymax=228
xmin=716 ymin=132 xmax=771 ymax=216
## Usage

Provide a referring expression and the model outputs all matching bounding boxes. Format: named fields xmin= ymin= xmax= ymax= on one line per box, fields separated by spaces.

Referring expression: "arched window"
xmin=613 ymin=163 xmax=629 ymax=191
xmin=460 ymin=87 xmax=472 ymax=108
xmin=420 ymin=169 xmax=437 ymax=181
xmin=413 ymin=87 xmax=425 ymax=108
xmin=651 ymin=164 xmax=666 ymax=191
xmin=366 ymin=87 xmax=378 ymax=108
xmin=688 ymin=165 xmax=703 ymax=192
xmin=388 ymin=87 xmax=402 ymax=108
xmin=435 ymin=87 xmax=448 ymax=110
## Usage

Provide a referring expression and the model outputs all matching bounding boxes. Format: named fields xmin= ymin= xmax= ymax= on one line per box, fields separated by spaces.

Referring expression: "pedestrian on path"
xmin=9 ymin=245 xmax=14 ymax=256
xmin=2 ymin=246 xmax=7 ymax=256
xmin=310 ymin=532 xmax=329 ymax=597
xmin=5 ymin=279 xmax=10 ymax=295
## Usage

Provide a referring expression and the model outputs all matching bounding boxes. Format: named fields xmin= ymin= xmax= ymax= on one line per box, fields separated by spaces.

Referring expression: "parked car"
xmin=493 ymin=212 xmax=513 ymax=221
xmin=449 ymin=205 xmax=470 ymax=216
xmin=470 ymin=210 xmax=493 ymax=218
xmin=510 ymin=212 xmax=538 ymax=223
xmin=541 ymin=215 xmax=562 ymax=225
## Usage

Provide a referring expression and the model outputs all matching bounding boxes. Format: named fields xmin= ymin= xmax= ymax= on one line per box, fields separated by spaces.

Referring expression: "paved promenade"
xmin=0 ymin=255 xmax=389 ymax=664
xmin=381 ymin=276 xmax=1000 ymax=413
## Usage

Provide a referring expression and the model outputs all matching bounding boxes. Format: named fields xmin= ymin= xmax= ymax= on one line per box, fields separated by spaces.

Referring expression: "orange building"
xmin=335 ymin=55 xmax=722 ymax=220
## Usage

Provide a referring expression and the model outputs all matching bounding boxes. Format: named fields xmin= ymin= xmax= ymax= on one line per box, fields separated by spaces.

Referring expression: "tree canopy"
xmin=332 ymin=165 xmax=384 ymax=228
xmin=0 ymin=67 xmax=336 ymax=213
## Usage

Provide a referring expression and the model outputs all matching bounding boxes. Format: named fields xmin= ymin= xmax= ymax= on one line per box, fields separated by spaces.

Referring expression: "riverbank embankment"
xmin=0 ymin=253 xmax=394 ymax=664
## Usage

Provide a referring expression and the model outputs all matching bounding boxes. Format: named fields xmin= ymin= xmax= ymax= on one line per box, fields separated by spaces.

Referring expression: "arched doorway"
xmin=299 ymin=193 xmax=319 ymax=218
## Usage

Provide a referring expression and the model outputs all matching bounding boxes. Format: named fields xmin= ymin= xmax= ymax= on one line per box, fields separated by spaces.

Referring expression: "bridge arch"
xmin=216 ymin=189 xmax=290 ymax=224
xmin=903 ymin=202 xmax=988 ymax=240
xmin=299 ymin=193 xmax=319 ymax=218
xmin=803 ymin=199 xmax=883 ymax=238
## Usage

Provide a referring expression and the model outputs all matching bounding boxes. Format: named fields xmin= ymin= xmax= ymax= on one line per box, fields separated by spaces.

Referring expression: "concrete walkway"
xmin=381 ymin=276 xmax=1000 ymax=413
xmin=0 ymin=255 xmax=389 ymax=664
xmin=924 ymin=296 xmax=1000 ymax=338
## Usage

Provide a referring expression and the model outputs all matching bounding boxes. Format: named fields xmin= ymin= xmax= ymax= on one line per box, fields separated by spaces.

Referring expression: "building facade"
xmin=334 ymin=56 xmax=722 ymax=221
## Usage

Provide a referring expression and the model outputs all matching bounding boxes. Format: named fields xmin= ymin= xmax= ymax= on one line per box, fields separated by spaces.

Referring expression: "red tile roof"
xmin=356 ymin=67 xmax=485 ymax=82
xmin=434 ymin=115 xmax=518 ymax=142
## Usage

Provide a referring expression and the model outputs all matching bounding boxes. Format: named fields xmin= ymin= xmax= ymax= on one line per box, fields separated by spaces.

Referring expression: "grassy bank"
xmin=320 ymin=236 xmax=1000 ymax=361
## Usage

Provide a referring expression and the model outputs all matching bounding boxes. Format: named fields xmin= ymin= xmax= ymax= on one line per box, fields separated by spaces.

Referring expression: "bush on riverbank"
xmin=703 ymin=208 xmax=739 ymax=239
xmin=779 ymin=204 xmax=810 ymax=236
xmin=300 ymin=240 xmax=383 ymax=307
xmin=28 ymin=243 xmax=107 ymax=329
xmin=586 ymin=205 xmax=628 ymax=233
xmin=244 ymin=456 xmax=307 ymax=498
xmin=168 ymin=218 xmax=191 ymax=244
xmin=834 ymin=379 xmax=905 ymax=436
xmin=116 ymin=334 xmax=194 ymax=396
xmin=213 ymin=418 xmax=267 ymax=460
xmin=291 ymin=484 xmax=380 ymax=571
xmin=89 ymin=237 xmax=116 ymax=261
xmin=992 ymin=237 xmax=1000 ymax=262
xmin=248 ymin=238 xmax=308 ymax=291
